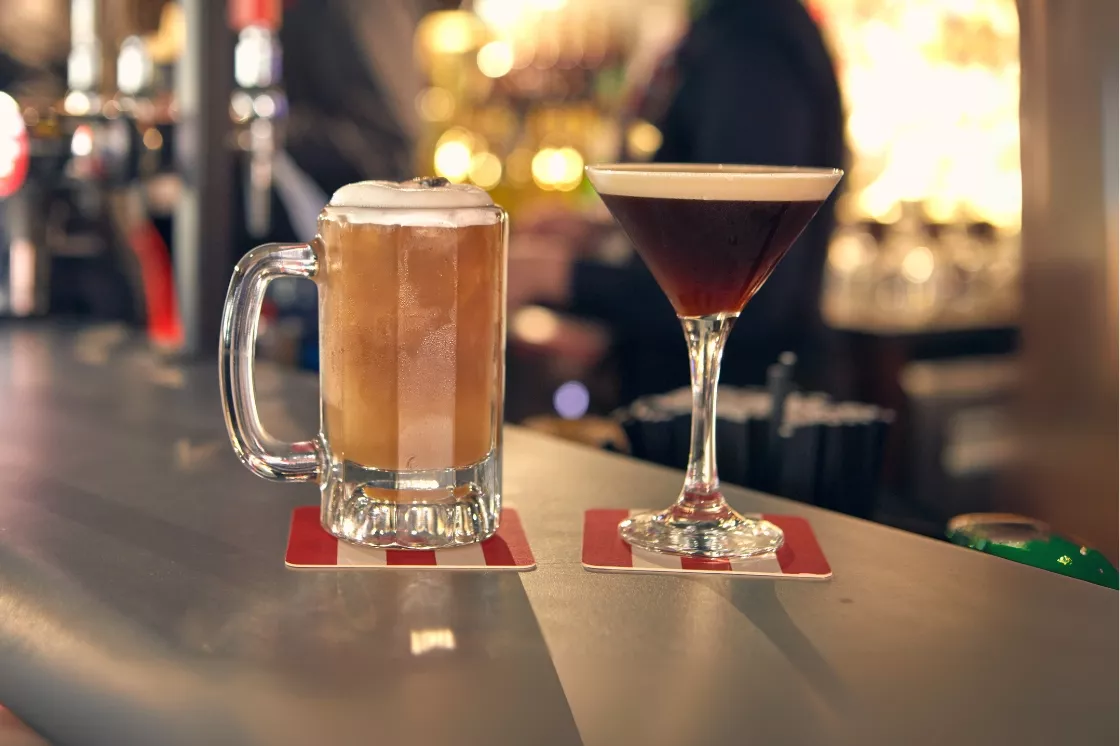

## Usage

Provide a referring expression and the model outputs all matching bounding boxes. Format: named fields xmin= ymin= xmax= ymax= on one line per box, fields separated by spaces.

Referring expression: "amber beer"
xmin=318 ymin=207 xmax=504 ymax=472
xmin=220 ymin=178 xmax=508 ymax=549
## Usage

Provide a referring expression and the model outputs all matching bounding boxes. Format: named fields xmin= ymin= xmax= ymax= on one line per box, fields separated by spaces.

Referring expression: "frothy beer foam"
xmin=327 ymin=177 xmax=498 ymax=227
xmin=585 ymin=164 xmax=842 ymax=202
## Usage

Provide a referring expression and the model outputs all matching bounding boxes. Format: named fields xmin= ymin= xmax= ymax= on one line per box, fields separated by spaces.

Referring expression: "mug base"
xmin=321 ymin=450 xmax=501 ymax=549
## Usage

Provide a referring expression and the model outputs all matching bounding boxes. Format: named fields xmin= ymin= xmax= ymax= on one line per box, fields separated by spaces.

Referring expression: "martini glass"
xmin=586 ymin=163 xmax=843 ymax=558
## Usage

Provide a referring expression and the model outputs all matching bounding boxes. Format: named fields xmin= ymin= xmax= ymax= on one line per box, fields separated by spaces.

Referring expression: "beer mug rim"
xmin=320 ymin=204 xmax=505 ymax=212
xmin=318 ymin=203 xmax=506 ymax=228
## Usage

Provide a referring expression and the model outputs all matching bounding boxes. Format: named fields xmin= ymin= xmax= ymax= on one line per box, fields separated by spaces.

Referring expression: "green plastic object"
xmin=947 ymin=514 xmax=1118 ymax=590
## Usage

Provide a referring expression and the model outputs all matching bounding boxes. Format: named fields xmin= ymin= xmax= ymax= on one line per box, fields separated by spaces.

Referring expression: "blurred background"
xmin=0 ymin=0 xmax=1115 ymax=561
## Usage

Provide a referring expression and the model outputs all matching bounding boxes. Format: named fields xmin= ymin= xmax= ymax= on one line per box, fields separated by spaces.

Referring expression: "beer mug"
xmin=220 ymin=179 xmax=507 ymax=549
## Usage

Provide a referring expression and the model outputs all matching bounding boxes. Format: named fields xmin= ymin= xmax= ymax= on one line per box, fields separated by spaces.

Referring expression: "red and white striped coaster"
xmin=0 ymin=705 xmax=47 ymax=745
xmin=582 ymin=509 xmax=831 ymax=579
xmin=285 ymin=507 xmax=535 ymax=571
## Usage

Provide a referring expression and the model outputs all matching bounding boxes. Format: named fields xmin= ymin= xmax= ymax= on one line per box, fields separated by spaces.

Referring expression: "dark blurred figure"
xmin=248 ymin=0 xmax=435 ymax=244
xmin=512 ymin=0 xmax=846 ymax=403
xmin=231 ymin=0 xmax=439 ymax=369
xmin=277 ymin=0 xmax=427 ymax=192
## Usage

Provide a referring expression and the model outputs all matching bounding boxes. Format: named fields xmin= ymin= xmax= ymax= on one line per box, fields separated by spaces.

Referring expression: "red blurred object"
xmin=804 ymin=0 xmax=825 ymax=24
xmin=0 ymin=101 xmax=29 ymax=198
xmin=127 ymin=222 xmax=182 ymax=347
xmin=229 ymin=0 xmax=284 ymax=30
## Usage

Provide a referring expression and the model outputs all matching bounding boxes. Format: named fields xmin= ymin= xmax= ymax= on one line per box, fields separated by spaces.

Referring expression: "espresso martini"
xmin=586 ymin=163 xmax=842 ymax=558
xmin=590 ymin=164 xmax=837 ymax=317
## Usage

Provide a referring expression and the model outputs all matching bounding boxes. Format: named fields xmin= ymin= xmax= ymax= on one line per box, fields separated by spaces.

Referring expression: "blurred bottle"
xmin=822 ymin=221 xmax=877 ymax=326
xmin=986 ymin=225 xmax=1021 ymax=318
xmin=941 ymin=221 xmax=984 ymax=316
xmin=948 ymin=513 xmax=1118 ymax=589
xmin=874 ymin=202 xmax=943 ymax=327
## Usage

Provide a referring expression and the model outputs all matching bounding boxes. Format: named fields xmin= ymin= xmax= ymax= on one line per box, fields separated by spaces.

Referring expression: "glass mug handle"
xmin=219 ymin=242 xmax=322 ymax=482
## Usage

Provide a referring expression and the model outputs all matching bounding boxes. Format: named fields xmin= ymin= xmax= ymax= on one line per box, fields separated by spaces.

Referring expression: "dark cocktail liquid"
xmin=599 ymin=194 xmax=825 ymax=317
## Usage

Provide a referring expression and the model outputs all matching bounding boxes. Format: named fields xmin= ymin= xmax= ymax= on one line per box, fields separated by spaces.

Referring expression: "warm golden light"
xmin=409 ymin=628 xmax=457 ymax=655
xmin=513 ymin=305 xmax=561 ymax=344
xmin=63 ymin=91 xmax=92 ymax=116
xmin=555 ymin=147 xmax=584 ymax=190
xmin=506 ymin=147 xmax=532 ymax=185
xmin=901 ymin=245 xmax=936 ymax=283
xmin=477 ymin=40 xmax=514 ymax=78
xmin=530 ymin=148 xmax=555 ymax=189
xmin=469 ymin=151 xmax=503 ymax=189
xmin=434 ymin=140 xmax=472 ymax=182
xmin=818 ymin=0 xmax=1021 ymax=228
xmin=925 ymin=194 xmax=959 ymax=223
xmin=417 ymin=10 xmax=480 ymax=56
xmin=856 ymin=179 xmax=903 ymax=223
xmin=626 ymin=120 xmax=663 ymax=158
xmin=531 ymin=146 xmax=583 ymax=191
xmin=474 ymin=0 xmax=524 ymax=30
xmin=70 ymin=125 xmax=93 ymax=157
xmin=433 ymin=128 xmax=478 ymax=182
xmin=142 ymin=128 xmax=163 ymax=150
xmin=828 ymin=232 xmax=873 ymax=274
xmin=416 ymin=87 xmax=455 ymax=122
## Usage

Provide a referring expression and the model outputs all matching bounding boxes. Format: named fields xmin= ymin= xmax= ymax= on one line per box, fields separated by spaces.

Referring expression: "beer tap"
xmin=107 ymin=2 xmax=186 ymax=347
xmin=2 ymin=0 xmax=182 ymax=327
xmin=66 ymin=0 xmax=103 ymax=117
xmin=0 ymin=0 xmax=109 ymax=319
xmin=0 ymin=90 xmax=35 ymax=316
xmin=230 ymin=0 xmax=286 ymax=239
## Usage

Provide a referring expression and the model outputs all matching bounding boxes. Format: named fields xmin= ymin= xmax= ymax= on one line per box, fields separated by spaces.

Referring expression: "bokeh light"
xmin=512 ymin=305 xmax=560 ymax=344
xmin=63 ymin=91 xmax=92 ymax=116
xmin=416 ymin=87 xmax=455 ymax=122
xmin=553 ymin=380 xmax=590 ymax=420
xmin=142 ymin=128 xmax=163 ymax=151
xmin=531 ymin=146 xmax=584 ymax=191
xmin=434 ymin=141 xmax=472 ymax=182
xmin=477 ymin=40 xmax=515 ymax=78
xmin=417 ymin=10 xmax=481 ymax=56
xmin=469 ymin=151 xmax=503 ymax=189
xmin=626 ymin=120 xmax=662 ymax=158
xmin=901 ymin=245 xmax=936 ymax=283
xmin=474 ymin=0 xmax=524 ymax=30
xmin=70 ymin=125 xmax=93 ymax=157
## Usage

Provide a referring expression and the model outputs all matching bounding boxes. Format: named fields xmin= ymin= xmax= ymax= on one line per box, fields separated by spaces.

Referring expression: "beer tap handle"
xmin=246 ymin=118 xmax=274 ymax=238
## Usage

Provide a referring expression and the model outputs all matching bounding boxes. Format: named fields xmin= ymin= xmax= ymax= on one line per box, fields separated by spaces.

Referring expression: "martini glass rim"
xmin=586 ymin=163 xmax=843 ymax=202
xmin=585 ymin=162 xmax=843 ymax=180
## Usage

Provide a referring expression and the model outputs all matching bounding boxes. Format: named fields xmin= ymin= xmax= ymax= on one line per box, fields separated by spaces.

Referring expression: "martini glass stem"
xmin=679 ymin=314 xmax=735 ymax=511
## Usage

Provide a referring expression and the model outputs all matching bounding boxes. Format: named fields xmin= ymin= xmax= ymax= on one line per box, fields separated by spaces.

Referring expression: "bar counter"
xmin=0 ymin=323 xmax=1115 ymax=746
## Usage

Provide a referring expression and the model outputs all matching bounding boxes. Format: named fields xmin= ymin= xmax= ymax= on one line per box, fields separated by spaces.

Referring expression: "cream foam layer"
xmin=326 ymin=179 xmax=498 ymax=227
xmin=585 ymin=164 xmax=842 ymax=202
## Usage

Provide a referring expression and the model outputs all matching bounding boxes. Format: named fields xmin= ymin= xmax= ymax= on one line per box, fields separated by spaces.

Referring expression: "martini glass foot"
xmin=619 ymin=500 xmax=784 ymax=559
